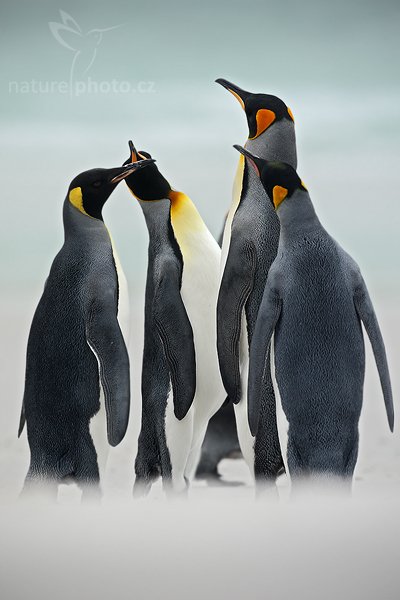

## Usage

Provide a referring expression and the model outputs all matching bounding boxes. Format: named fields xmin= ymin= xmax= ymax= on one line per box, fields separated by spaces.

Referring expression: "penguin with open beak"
xmin=19 ymin=158 xmax=154 ymax=500
xmin=123 ymin=142 xmax=226 ymax=496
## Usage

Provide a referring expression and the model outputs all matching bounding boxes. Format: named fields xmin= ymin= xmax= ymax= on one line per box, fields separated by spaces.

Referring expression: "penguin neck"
xmin=63 ymin=197 xmax=106 ymax=240
xmin=224 ymin=120 xmax=297 ymax=244
xmin=245 ymin=120 xmax=297 ymax=169
xmin=139 ymin=198 xmax=170 ymax=236
xmin=169 ymin=190 xmax=209 ymax=257
xmin=139 ymin=198 xmax=179 ymax=256
xmin=277 ymin=192 xmax=322 ymax=244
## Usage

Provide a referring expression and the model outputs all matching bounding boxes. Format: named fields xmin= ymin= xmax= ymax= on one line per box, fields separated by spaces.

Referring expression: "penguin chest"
xmin=179 ymin=239 xmax=223 ymax=401
xmin=180 ymin=245 xmax=219 ymax=349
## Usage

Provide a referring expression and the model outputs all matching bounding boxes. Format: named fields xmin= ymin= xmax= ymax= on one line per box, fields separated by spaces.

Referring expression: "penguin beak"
xmin=215 ymin=78 xmax=250 ymax=109
xmin=233 ymin=144 xmax=263 ymax=177
xmin=109 ymin=159 xmax=155 ymax=184
xmin=126 ymin=140 xmax=150 ymax=164
xmin=128 ymin=140 xmax=139 ymax=163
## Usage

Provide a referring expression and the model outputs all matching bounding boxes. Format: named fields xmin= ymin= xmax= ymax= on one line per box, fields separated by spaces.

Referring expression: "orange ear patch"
xmin=250 ymin=109 xmax=275 ymax=139
xmin=272 ymin=185 xmax=288 ymax=209
xmin=287 ymin=107 xmax=295 ymax=122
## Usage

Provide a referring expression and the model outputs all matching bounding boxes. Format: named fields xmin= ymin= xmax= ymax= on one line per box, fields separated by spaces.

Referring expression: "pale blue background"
xmin=1 ymin=3 xmax=400 ymax=598
xmin=1 ymin=0 xmax=399 ymax=295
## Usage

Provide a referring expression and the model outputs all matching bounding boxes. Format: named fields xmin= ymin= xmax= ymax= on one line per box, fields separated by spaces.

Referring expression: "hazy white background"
xmin=1 ymin=1 xmax=399 ymax=598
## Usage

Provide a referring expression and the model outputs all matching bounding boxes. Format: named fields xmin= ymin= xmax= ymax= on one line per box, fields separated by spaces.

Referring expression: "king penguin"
xmin=123 ymin=142 xmax=226 ymax=496
xmin=216 ymin=78 xmax=297 ymax=490
xmin=19 ymin=158 xmax=154 ymax=500
xmin=235 ymin=146 xmax=394 ymax=486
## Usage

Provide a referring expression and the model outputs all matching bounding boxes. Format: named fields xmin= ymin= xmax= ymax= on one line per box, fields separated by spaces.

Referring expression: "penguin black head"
xmin=216 ymin=78 xmax=294 ymax=140
xmin=234 ymin=145 xmax=307 ymax=209
xmin=123 ymin=141 xmax=172 ymax=201
xmin=68 ymin=161 xmax=154 ymax=220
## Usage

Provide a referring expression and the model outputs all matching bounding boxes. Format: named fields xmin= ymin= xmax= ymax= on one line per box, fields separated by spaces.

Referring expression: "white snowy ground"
xmin=1 ymin=294 xmax=399 ymax=600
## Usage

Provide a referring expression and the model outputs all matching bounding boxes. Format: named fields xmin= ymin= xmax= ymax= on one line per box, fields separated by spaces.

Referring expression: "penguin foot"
xmin=19 ymin=475 xmax=59 ymax=504
xmin=195 ymin=466 xmax=220 ymax=480
xmin=80 ymin=484 xmax=102 ymax=505
xmin=132 ymin=478 xmax=153 ymax=499
xmin=163 ymin=477 xmax=189 ymax=500
xmin=255 ymin=481 xmax=279 ymax=502
xmin=206 ymin=477 xmax=245 ymax=488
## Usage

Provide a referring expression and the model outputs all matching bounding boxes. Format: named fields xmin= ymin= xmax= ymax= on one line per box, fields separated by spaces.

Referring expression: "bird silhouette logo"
xmin=49 ymin=10 xmax=121 ymax=84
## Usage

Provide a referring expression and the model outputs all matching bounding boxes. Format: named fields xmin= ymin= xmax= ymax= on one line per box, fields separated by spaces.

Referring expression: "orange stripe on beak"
xmin=227 ymin=88 xmax=245 ymax=110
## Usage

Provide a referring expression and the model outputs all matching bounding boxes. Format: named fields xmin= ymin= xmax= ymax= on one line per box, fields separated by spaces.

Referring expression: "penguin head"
xmin=234 ymin=145 xmax=307 ymax=209
xmin=216 ymin=78 xmax=294 ymax=140
xmin=123 ymin=140 xmax=172 ymax=201
xmin=67 ymin=161 xmax=155 ymax=219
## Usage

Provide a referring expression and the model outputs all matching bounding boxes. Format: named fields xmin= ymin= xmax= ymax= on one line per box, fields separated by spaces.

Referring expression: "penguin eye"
xmin=92 ymin=180 xmax=102 ymax=188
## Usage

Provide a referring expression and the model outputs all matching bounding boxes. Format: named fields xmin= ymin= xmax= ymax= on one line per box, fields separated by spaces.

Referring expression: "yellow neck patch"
xmin=232 ymin=154 xmax=245 ymax=213
xmin=169 ymin=190 xmax=207 ymax=256
xmin=273 ymin=185 xmax=288 ymax=209
xmin=249 ymin=109 xmax=276 ymax=139
xmin=287 ymin=106 xmax=295 ymax=122
xmin=69 ymin=187 xmax=89 ymax=216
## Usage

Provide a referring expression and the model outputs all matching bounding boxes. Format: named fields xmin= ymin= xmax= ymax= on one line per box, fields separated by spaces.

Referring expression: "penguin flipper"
xmin=248 ymin=286 xmax=282 ymax=436
xmin=353 ymin=280 xmax=394 ymax=432
xmin=86 ymin=298 xmax=130 ymax=447
xmin=217 ymin=238 xmax=257 ymax=404
xmin=18 ymin=402 xmax=26 ymax=437
xmin=154 ymin=263 xmax=196 ymax=421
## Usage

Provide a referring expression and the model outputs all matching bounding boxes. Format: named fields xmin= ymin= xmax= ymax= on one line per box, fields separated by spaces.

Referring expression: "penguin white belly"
xmin=164 ymin=391 xmax=194 ymax=493
xmin=168 ymin=194 xmax=227 ymax=481
xmin=270 ymin=337 xmax=289 ymax=475
xmin=180 ymin=240 xmax=225 ymax=428
xmin=179 ymin=236 xmax=226 ymax=481
xmin=234 ymin=312 xmax=255 ymax=477
xmin=89 ymin=245 xmax=130 ymax=478
xmin=88 ymin=344 xmax=108 ymax=477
